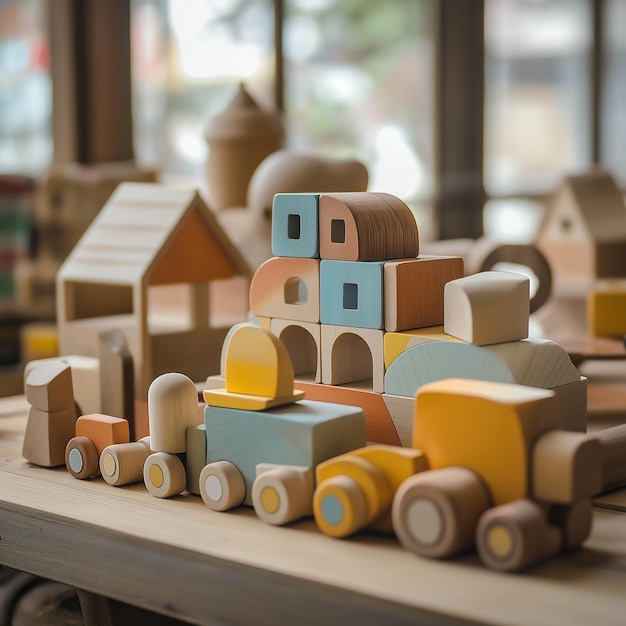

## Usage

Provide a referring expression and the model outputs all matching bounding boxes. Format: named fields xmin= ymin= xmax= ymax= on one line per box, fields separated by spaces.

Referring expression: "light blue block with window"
xmin=320 ymin=260 xmax=385 ymax=329
xmin=271 ymin=194 xmax=320 ymax=258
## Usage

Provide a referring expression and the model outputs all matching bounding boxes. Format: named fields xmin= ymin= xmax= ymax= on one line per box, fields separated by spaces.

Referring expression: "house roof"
xmin=58 ymin=182 xmax=252 ymax=286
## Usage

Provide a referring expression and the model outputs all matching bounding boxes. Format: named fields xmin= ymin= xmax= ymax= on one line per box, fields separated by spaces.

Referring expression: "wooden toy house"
xmin=536 ymin=169 xmax=626 ymax=296
xmin=57 ymin=182 xmax=252 ymax=397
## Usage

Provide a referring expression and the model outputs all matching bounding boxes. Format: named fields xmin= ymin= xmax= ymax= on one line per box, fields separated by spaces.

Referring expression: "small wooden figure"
xmin=444 ymin=271 xmax=530 ymax=346
xmin=318 ymin=192 xmax=419 ymax=262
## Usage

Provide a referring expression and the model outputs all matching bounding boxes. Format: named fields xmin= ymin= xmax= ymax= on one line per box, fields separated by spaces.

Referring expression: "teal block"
xmin=383 ymin=341 xmax=515 ymax=397
xmin=320 ymin=260 xmax=385 ymax=329
xmin=204 ymin=400 xmax=366 ymax=505
xmin=185 ymin=424 xmax=207 ymax=495
xmin=272 ymin=194 xmax=319 ymax=258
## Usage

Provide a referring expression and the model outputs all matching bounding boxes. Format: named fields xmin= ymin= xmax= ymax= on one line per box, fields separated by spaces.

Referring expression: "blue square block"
xmin=271 ymin=194 xmax=319 ymax=258
xmin=320 ymin=260 xmax=385 ymax=329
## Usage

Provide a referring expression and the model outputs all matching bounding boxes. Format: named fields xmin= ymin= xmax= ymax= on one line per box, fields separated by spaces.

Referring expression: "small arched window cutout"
xmin=284 ymin=277 xmax=308 ymax=306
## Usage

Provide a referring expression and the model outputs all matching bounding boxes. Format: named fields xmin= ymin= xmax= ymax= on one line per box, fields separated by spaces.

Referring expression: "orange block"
xmin=75 ymin=413 xmax=130 ymax=454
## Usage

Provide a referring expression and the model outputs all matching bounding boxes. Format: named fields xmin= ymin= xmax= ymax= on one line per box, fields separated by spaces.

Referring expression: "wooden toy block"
xmin=271 ymin=319 xmax=321 ymax=383
xmin=204 ymin=325 xmax=305 ymax=411
xmin=321 ymin=324 xmax=385 ymax=392
xmin=591 ymin=423 xmax=626 ymax=493
xmin=22 ymin=406 xmax=77 ymax=467
xmin=98 ymin=328 xmax=135 ymax=436
xmin=295 ymin=381 xmax=401 ymax=446
xmin=271 ymin=194 xmax=319 ymax=258
xmin=148 ymin=373 xmax=202 ymax=454
xmin=549 ymin=499 xmax=593 ymax=550
xmin=588 ymin=280 xmax=626 ymax=338
xmin=384 ymin=341 xmax=514 ymax=398
xmin=532 ymin=431 xmax=603 ymax=504
xmin=65 ymin=436 xmax=100 ymax=479
xmin=25 ymin=360 xmax=74 ymax=413
xmin=444 ymin=271 xmax=530 ymax=345
xmin=392 ymin=466 xmax=491 ymax=559
xmin=550 ymin=377 xmax=587 ymax=433
xmin=247 ymin=150 xmax=368 ymax=221
xmin=204 ymin=399 xmax=366 ymax=506
xmin=24 ymin=356 xmax=100 ymax=416
xmin=186 ymin=424 xmax=207 ymax=495
xmin=413 ymin=379 xmax=558 ymax=506
xmin=143 ymin=452 xmax=187 ymax=498
xmin=320 ymin=260 xmax=385 ymax=329
xmin=100 ymin=438 xmax=152 ymax=486
xmin=249 ymin=256 xmax=320 ymax=323
xmin=318 ymin=192 xmax=419 ymax=262
xmin=383 ymin=326 xmax=460 ymax=370
xmin=252 ymin=464 xmax=314 ymax=525
xmin=75 ymin=413 xmax=130 ymax=455
xmin=199 ymin=461 xmax=246 ymax=511
xmin=475 ymin=499 xmax=561 ymax=572
xmin=384 ymin=256 xmax=464 ymax=332
xmin=56 ymin=182 xmax=252 ymax=397
xmin=381 ymin=394 xmax=414 ymax=447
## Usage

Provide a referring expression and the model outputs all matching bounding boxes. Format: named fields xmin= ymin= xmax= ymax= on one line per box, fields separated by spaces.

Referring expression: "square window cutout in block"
xmin=331 ymin=219 xmax=346 ymax=243
xmin=343 ymin=283 xmax=358 ymax=310
xmin=284 ymin=277 xmax=308 ymax=306
xmin=288 ymin=214 xmax=301 ymax=240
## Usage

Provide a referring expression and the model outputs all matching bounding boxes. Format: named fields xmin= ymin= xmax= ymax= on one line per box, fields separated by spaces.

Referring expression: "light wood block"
xmin=271 ymin=319 xmax=321 ymax=383
xmin=148 ymin=373 xmax=202 ymax=454
xmin=186 ymin=424 xmax=207 ymax=495
xmin=444 ymin=271 xmax=530 ymax=345
xmin=271 ymin=193 xmax=319 ymax=258
xmin=392 ymin=466 xmax=491 ymax=558
xmin=319 ymin=192 xmax=419 ymax=262
xmin=413 ymin=379 xmax=558 ymax=506
xmin=204 ymin=399 xmax=366 ymax=506
xmin=476 ymin=499 xmax=561 ymax=572
xmin=204 ymin=325 xmax=305 ymax=411
xmin=75 ymin=413 xmax=130 ymax=455
xmin=143 ymin=452 xmax=187 ymax=498
xmin=383 ymin=326 xmax=460 ymax=370
xmin=551 ymin=377 xmax=588 ymax=433
xmin=98 ymin=328 xmax=135 ymax=435
xmin=381 ymin=394 xmax=414 ymax=447
xmin=320 ymin=260 xmax=385 ymax=329
xmin=22 ymin=406 xmax=77 ymax=467
xmin=383 ymin=341 xmax=515 ymax=397
xmin=384 ymin=256 xmax=464 ymax=331
xmin=252 ymin=464 xmax=314 ymax=525
xmin=65 ymin=436 xmax=100 ymax=479
xmin=532 ymin=431 xmax=603 ymax=504
xmin=100 ymin=438 xmax=152 ymax=486
xmin=24 ymin=356 xmax=100 ymax=416
xmin=588 ymin=280 xmax=626 ymax=338
xmin=249 ymin=256 xmax=320 ymax=323
xmin=321 ymin=324 xmax=385 ymax=392
xmin=25 ymin=361 xmax=74 ymax=413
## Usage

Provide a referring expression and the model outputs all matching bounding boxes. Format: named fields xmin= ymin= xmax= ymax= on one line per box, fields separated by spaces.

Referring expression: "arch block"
xmin=321 ymin=324 xmax=385 ymax=392
xmin=249 ymin=256 xmax=320 ymax=323
xmin=271 ymin=318 xmax=322 ymax=383
xmin=384 ymin=341 xmax=515 ymax=397
xmin=271 ymin=193 xmax=319 ymax=258
xmin=444 ymin=271 xmax=530 ymax=346
xmin=319 ymin=192 xmax=419 ymax=261
xmin=320 ymin=260 xmax=385 ymax=329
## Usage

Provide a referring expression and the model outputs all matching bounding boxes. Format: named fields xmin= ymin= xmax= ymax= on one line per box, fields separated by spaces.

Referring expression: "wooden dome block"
xmin=383 ymin=326 xmax=460 ymax=369
xmin=384 ymin=256 xmax=464 ymax=331
xmin=320 ymin=260 xmax=384 ymax=329
xmin=25 ymin=360 xmax=74 ymax=412
xmin=414 ymin=379 xmax=558 ymax=505
xmin=22 ymin=406 xmax=77 ymax=467
xmin=204 ymin=399 xmax=366 ymax=506
xmin=249 ymin=256 xmax=320 ymax=323
xmin=75 ymin=413 xmax=130 ymax=455
xmin=444 ymin=271 xmax=530 ymax=345
xmin=319 ymin=192 xmax=419 ymax=261
xmin=271 ymin=194 xmax=319 ymax=258
xmin=321 ymin=324 xmax=385 ymax=392
xmin=271 ymin=318 xmax=322 ymax=383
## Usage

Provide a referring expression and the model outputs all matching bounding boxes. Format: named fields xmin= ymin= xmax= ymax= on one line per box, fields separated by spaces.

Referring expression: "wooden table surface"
xmin=1 ymin=392 xmax=626 ymax=626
